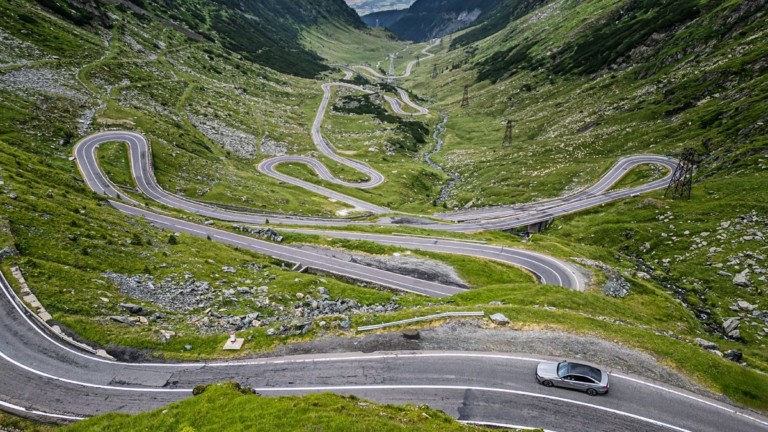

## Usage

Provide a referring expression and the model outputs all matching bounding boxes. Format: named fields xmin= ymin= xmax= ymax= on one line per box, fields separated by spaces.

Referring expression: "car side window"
xmin=573 ymin=376 xmax=595 ymax=383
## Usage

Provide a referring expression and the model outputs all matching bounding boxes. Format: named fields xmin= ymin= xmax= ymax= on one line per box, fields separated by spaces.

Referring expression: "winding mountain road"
xmin=1 ymin=273 xmax=767 ymax=431
xmin=2 ymin=39 xmax=745 ymax=431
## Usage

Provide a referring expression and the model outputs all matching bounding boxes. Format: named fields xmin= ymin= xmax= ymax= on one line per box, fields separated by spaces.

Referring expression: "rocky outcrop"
xmin=572 ymin=258 xmax=631 ymax=298
xmin=0 ymin=246 xmax=18 ymax=263
xmin=232 ymin=225 xmax=283 ymax=242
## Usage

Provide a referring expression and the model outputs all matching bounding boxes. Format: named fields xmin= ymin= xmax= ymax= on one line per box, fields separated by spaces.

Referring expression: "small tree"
xmin=168 ymin=234 xmax=178 ymax=245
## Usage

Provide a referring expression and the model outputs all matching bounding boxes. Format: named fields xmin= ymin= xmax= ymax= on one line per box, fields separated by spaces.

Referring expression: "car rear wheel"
xmin=542 ymin=380 xmax=554 ymax=387
xmin=586 ymin=388 xmax=598 ymax=396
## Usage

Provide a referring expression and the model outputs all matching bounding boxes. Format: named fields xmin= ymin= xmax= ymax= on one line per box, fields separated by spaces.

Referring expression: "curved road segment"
xmin=1 ymin=275 xmax=767 ymax=431
xmin=4 ymin=40 xmax=742 ymax=431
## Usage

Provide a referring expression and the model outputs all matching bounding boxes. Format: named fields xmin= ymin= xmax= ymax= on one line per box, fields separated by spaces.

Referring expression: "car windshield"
xmin=557 ymin=362 xmax=568 ymax=377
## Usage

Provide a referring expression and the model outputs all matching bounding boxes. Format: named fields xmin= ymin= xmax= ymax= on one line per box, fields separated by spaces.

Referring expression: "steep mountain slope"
xmin=406 ymin=0 xmax=767 ymax=368
xmin=3 ymin=0 xmax=768 ymax=422
xmin=363 ymin=0 xmax=501 ymax=42
xmin=362 ymin=8 xmax=407 ymax=28
xmin=0 ymin=0 xmax=410 ymax=364
xmin=347 ymin=0 xmax=415 ymax=15
xmin=30 ymin=0 xmax=364 ymax=77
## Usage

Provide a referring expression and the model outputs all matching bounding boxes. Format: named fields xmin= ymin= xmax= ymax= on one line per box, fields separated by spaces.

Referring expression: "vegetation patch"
xmin=64 ymin=383 xmax=502 ymax=432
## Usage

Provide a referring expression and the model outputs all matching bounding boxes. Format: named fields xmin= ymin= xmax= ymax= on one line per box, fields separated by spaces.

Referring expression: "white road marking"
xmin=253 ymin=384 xmax=692 ymax=432
xmin=614 ymin=373 xmax=768 ymax=428
xmin=460 ymin=421 xmax=557 ymax=432
xmin=0 ymin=400 xmax=84 ymax=421
xmin=1 ymin=274 xmax=765 ymax=429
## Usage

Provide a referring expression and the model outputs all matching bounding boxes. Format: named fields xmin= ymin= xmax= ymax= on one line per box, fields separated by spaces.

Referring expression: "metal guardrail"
xmin=0 ymin=269 xmax=114 ymax=359
xmin=357 ymin=311 xmax=484 ymax=332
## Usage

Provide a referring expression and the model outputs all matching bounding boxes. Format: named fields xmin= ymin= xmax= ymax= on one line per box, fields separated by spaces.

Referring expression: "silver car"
xmin=536 ymin=361 xmax=610 ymax=396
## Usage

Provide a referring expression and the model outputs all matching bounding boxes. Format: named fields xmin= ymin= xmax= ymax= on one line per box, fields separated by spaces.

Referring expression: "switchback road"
xmin=1 ymin=274 xmax=766 ymax=431
xmin=2 ymin=39 xmax=735 ymax=432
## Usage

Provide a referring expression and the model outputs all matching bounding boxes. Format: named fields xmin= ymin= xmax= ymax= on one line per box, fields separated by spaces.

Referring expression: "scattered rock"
xmin=159 ymin=330 xmax=176 ymax=343
xmin=119 ymin=303 xmax=143 ymax=314
xmin=635 ymin=271 xmax=651 ymax=280
xmin=722 ymin=317 xmax=740 ymax=334
xmin=694 ymin=338 xmax=718 ymax=351
xmin=490 ymin=313 xmax=510 ymax=325
xmin=736 ymin=300 xmax=757 ymax=311
xmin=232 ymin=225 xmax=283 ymax=242
xmin=0 ymin=246 xmax=18 ymax=262
xmin=573 ymin=258 xmax=631 ymax=298
xmin=723 ymin=350 xmax=743 ymax=363
xmin=109 ymin=316 xmax=135 ymax=326
xmin=733 ymin=270 xmax=751 ymax=287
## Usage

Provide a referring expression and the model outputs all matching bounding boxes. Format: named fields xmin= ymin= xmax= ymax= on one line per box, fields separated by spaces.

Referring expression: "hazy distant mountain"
xmin=346 ymin=0 xmax=414 ymax=15
xmin=362 ymin=9 xmax=406 ymax=28
xmin=362 ymin=0 xmax=501 ymax=42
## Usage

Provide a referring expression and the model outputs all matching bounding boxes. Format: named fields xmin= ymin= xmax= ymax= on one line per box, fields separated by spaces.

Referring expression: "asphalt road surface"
xmin=1 ymin=274 xmax=766 ymax=431
xmin=4 ymin=39 xmax=745 ymax=431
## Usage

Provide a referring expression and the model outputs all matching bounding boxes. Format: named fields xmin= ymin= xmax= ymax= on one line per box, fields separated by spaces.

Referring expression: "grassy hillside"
xmin=63 ymin=383 xmax=504 ymax=432
xmin=31 ymin=0 xmax=364 ymax=78
xmin=401 ymin=0 xmax=767 ymax=391
xmin=2 ymin=0 xmax=768 ymax=421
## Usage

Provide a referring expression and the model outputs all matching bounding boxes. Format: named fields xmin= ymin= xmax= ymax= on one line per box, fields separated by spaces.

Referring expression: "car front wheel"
xmin=586 ymin=388 xmax=598 ymax=396
xmin=542 ymin=380 xmax=554 ymax=387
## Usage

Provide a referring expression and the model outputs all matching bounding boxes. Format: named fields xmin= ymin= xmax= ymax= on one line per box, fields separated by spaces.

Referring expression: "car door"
xmin=571 ymin=375 xmax=597 ymax=391
xmin=559 ymin=375 xmax=579 ymax=389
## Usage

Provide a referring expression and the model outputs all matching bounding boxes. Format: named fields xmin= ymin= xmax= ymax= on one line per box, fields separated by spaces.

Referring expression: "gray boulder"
xmin=737 ymin=300 xmax=756 ymax=311
xmin=119 ymin=303 xmax=143 ymax=314
xmin=0 ymin=246 xmax=18 ymax=262
xmin=722 ymin=317 xmax=740 ymax=334
xmin=109 ymin=316 xmax=135 ymax=326
xmin=733 ymin=270 xmax=751 ymax=287
xmin=694 ymin=338 xmax=718 ymax=351
xmin=603 ymin=278 xmax=631 ymax=298
xmin=724 ymin=350 xmax=743 ymax=362
xmin=635 ymin=271 xmax=651 ymax=280
xmin=490 ymin=313 xmax=510 ymax=325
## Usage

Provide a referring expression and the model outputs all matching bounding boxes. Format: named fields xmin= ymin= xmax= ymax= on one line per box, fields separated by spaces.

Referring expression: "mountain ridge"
xmin=362 ymin=0 xmax=501 ymax=42
xmin=30 ymin=0 xmax=365 ymax=77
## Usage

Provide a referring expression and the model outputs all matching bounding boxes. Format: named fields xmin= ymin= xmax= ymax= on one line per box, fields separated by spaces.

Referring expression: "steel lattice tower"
xmin=432 ymin=64 xmax=438 ymax=79
xmin=664 ymin=148 xmax=698 ymax=199
xmin=461 ymin=85 xmax=469 ymax=107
